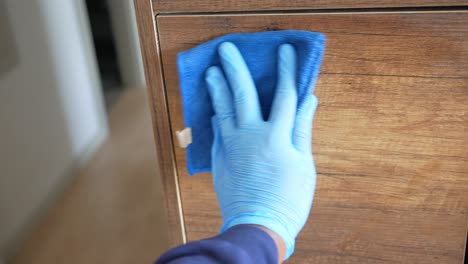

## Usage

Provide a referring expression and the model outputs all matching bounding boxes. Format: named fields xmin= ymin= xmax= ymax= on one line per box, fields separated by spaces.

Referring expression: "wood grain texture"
xmin=133 ymin=0 xmax=185 ymax=248
xmin=157 ymin=12 xmax=468 ymax=263
xmin=152 ymin=0 xmax=468 ymax=14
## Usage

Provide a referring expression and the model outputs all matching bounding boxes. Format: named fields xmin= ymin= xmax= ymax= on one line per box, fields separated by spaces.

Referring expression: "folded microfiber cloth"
xmin=177 ymin=30 xmax=326 ymax=175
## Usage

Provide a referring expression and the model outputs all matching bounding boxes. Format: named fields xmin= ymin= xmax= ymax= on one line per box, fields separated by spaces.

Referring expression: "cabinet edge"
xmin=134 ymin=0 xmax=186 ymax=248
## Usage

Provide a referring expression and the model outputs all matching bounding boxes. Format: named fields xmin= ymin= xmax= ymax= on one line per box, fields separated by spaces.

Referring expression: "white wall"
xmin=108 ymin=0 xmax=145 ymax=87
xmin=0 ymin=0 xmax=107 ymax=258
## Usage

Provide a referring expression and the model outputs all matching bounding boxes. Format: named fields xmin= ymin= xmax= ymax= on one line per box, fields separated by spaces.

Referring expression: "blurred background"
xmin=0 ymin=0 xmax=169 ymax=263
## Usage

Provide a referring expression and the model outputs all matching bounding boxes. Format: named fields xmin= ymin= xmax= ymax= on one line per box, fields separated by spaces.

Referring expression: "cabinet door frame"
xmin=134 ymin=0 xmax=186 ymax=248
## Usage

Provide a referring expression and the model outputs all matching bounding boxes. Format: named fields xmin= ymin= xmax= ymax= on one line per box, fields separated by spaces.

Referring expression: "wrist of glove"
xmin=205 ymin=42 xmax=318 ymax=259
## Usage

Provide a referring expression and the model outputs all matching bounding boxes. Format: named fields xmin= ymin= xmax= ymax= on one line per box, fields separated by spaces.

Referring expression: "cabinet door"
xmin=157 ymin=12 xmax=468 ymax=263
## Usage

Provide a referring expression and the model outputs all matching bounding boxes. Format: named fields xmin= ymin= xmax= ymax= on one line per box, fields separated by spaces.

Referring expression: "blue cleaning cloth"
xmin=177 ymin=30 xmax=326 ymax=175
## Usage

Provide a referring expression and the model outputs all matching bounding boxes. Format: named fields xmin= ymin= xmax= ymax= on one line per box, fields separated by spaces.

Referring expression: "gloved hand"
xmin=205 ymin=42 xmax=318 ymax=259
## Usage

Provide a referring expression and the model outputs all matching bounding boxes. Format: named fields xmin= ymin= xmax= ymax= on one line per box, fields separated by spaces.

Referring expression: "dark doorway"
xmin=85 ymin=0 xmax=123 ymax=109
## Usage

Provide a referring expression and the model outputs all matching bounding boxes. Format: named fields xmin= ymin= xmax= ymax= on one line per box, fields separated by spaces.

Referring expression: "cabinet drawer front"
xmin=153 ymin=0 xmax=468 ymax=14
xmin=157 ymin=12 xmax=468 ymax=263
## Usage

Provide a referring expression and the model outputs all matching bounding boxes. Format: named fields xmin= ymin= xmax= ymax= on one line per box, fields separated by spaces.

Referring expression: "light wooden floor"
xmin=10 ymin=88 xmax=170 ymax=264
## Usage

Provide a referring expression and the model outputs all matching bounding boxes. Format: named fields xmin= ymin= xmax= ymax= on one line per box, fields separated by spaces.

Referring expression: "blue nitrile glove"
xmin=205 ymin=42 xmax=319 ymax=259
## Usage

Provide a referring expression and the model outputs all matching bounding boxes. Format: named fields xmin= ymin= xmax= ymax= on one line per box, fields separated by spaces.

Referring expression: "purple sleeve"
xmin=155 ymin=225 xmax=278 ymax=264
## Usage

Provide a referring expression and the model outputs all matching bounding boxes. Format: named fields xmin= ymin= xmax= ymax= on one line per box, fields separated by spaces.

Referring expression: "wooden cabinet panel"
xmin=153 ymin=0 xmax=468 ymax=14
xmin=156 ymin=12 xmax=468 ymax=263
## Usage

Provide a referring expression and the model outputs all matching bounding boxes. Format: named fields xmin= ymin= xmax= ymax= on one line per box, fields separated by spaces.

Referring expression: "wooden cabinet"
xmin=135 ymin=1 xmax=468 ymax=263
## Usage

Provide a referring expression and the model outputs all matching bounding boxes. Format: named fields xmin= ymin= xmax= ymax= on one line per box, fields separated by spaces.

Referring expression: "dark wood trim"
xmin=152 ymin=0 xmax=468 ymax=14
xmin=134 ymin=0 xmax=185 ymax=248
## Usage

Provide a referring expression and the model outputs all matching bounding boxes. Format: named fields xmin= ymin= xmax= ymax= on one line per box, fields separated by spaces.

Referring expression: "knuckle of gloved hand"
xmin=276 ymin=84 xmax=296 ymax=95
xmin=218 ymin=112 xmax=235 ymax=122
xmin=294 ymin=129 xmax=309 ymax=140
xmin=234 ymin=90 xmax=249 ymax=105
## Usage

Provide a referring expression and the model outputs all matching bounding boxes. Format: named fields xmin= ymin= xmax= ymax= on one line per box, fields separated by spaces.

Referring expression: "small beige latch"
xmin=176 ymin=127 xmax=192 ymax=148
